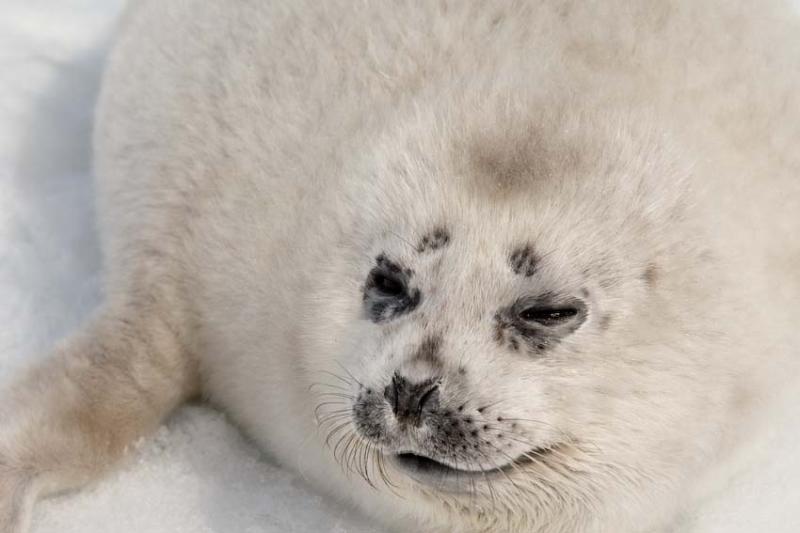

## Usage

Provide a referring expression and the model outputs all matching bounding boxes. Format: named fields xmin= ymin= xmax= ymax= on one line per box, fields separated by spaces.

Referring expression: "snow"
xmin=0 ymin=1 xmax=798 ymax=531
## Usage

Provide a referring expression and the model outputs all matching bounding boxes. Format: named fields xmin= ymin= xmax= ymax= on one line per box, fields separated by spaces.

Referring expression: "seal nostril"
xmin=383 ymin=375 xmax=401 ymax=414
xmin=384 ymin=373 xmax=439 ymax=426
xmin=417 ymin=383 xmax=439 ymax=414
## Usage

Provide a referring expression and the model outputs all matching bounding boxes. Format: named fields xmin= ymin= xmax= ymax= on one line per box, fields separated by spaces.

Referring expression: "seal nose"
xmin=383 ymin=373 xmax=439 ymax=426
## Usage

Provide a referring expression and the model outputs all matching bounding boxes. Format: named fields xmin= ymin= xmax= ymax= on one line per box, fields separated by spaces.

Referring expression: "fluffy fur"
xmin=1 ymin=1 xmax=799 ymax=532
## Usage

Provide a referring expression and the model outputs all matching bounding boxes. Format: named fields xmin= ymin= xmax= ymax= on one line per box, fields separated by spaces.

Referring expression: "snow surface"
xmin=0 ymin=1 xmax=798 ymax=532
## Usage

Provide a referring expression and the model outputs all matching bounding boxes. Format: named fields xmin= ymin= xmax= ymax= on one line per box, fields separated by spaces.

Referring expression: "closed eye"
xmin=518 ymin=306 xmax=579 ymax=326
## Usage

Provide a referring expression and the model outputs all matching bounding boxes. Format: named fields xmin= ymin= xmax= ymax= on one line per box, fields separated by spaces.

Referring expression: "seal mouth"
xmin=389 ymin=449 xmax=549 ymax=492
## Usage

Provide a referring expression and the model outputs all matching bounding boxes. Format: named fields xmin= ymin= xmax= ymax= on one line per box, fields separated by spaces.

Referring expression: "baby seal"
xmin=2 ymin=1 xmax=799 ymax=532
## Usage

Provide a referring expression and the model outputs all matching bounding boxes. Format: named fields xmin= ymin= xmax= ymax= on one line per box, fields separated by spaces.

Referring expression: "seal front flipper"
xmin=0 ymin=300 xmax=199 ymax=533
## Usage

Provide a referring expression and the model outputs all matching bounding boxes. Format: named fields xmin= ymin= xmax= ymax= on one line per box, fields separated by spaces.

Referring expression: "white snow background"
xmin=1 ymin=1 xmax=798 ymax=532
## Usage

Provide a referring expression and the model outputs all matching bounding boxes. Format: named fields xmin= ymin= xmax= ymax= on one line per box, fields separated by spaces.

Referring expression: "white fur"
xmin=2 ymin=1 xmax=799 ymax=532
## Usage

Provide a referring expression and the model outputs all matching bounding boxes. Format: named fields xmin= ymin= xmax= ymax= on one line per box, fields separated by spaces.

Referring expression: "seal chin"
xmin=388 ymin=450 xmax=545 ymax=493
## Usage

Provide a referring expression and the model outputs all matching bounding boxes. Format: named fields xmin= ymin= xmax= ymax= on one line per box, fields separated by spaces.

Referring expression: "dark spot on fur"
xmin=493 ymin=323 xmax=505 ymax=343
xmin=458 ymin=366 xmax=467 ymax=375
xmin=599 ymin=314 xmax=613 ymax=330
xmin=412 ymin=336 xmax=443 ymax=368
xmin=509 ymin=244 xmax=539 ymax=277
xmin=643 ymin=264 xmax=659 ymax=287
xmin=375 ymin=253 xmax=402 ymax=273
xmin=417 ymin=227 xmax=450 ymax=253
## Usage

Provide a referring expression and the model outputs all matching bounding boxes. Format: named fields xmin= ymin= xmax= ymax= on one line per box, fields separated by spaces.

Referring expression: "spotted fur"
xmin=509 ymin=244 xmax=539 ymax=277
xmin=416 ymin=228 xmax=451 ymax=253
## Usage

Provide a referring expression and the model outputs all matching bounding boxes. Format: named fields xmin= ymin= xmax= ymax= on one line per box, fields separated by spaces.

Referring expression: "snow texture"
xmin=0 ymin=1 xmax=798 ymax=531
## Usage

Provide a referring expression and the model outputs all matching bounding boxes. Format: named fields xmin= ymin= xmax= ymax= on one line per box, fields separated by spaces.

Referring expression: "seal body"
xmin=1 ymin=1 xmax=799 ymax=532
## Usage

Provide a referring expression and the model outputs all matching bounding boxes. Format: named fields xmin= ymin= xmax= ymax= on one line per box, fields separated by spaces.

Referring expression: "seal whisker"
xmin=335 ymin=362 xmax=364 ymax=388
xmin=315 ymin=392 xmax=356 ymax=400
xmin=376 ymin=452 xmax=403 ymax=494
xmin=315 ymin=411 xmax=351 ymax=427
xmin=474 ymin=444 xmax=525 ymax=497
xmin=314 ymin=400 xmax=349 ymax=421
xmin=325 ymin=420 xmax=354 ymax=448
xmin=316 ymin=370 xmax=354 ymax=387
xmin=308 ymin=381 xmax=351 ymax=393
xmin=360 ymin=441 xmax=377 ymax=488
xmin=347 ymin=435 xmax=366 ymax=482
xmin=336 ymin=432 xmax=358 ymax=474
xmin=387 ymin=230 xmax=417 ymax=253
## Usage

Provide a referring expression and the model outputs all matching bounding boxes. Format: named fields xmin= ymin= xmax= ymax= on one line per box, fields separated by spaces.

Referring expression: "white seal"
xmin=2 ymin=1 xmax=799 ymax=532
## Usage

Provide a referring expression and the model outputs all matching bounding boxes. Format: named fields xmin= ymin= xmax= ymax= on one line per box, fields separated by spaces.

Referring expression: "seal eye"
xmin=363 ymin=256 xmax=421 ymax=322
xmin=518 ymin=306 xmax=578 ymax=326
xmin=371 ymin=272 xmax=405 ymax=297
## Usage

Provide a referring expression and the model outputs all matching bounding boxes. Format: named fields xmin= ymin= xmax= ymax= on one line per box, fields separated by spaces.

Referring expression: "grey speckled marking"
xmin=353 ymin=388 xmax=392 ymax=444
xmin=509 ymin=244 xmax=539 ymax=277
xmin=494 ymin=312 xmax=534 ymax=353
xmin=417 ymin=228 xmax=450 ymax=253
xmin=412 ymin=335 xmax=443 ymax=368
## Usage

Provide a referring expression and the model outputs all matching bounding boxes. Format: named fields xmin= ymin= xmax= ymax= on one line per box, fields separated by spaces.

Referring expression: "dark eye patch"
xmin=370 ymin=270 xmax=405 ymax=297
xmin=495 ymin=295 xmax=587 ymax=354
xmin=363 ymin=254 xmax=421 ymax=323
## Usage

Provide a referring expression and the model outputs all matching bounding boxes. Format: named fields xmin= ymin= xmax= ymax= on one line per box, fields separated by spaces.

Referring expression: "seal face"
xmin=303 ymin=97 xmax=743 ymax=532
xmin=349 ymin=229 xmax=592 ymax=493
